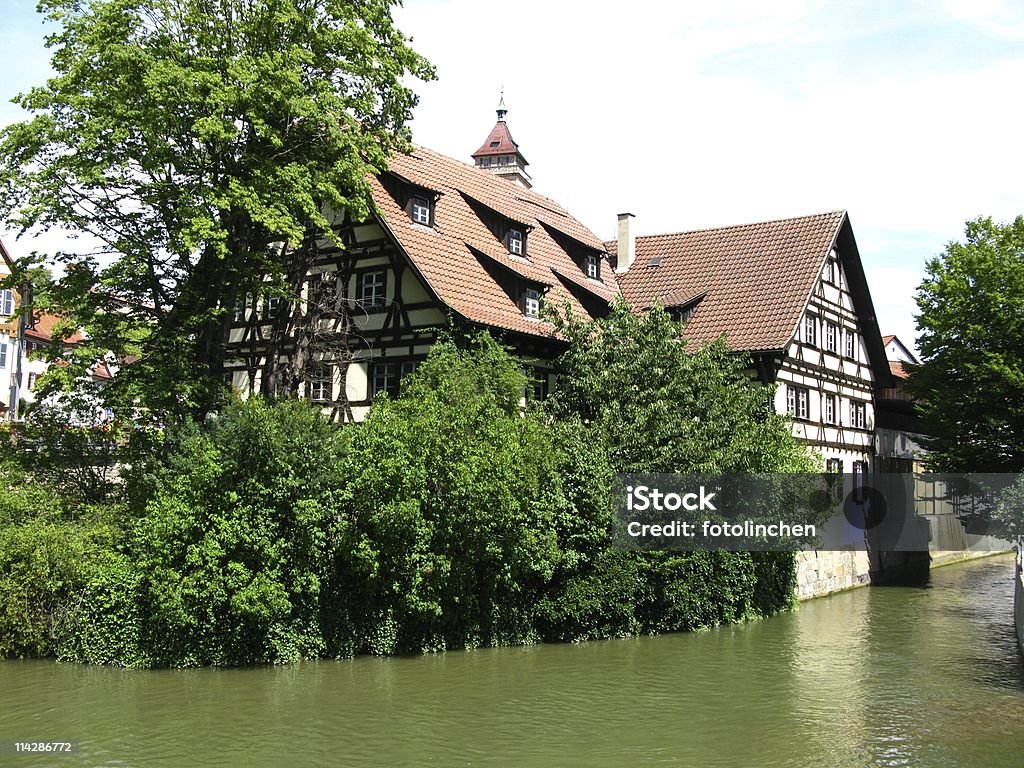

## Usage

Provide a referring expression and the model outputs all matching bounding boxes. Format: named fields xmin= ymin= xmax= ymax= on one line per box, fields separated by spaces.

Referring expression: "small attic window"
xmin=410 ymin=195 xmax=432 ymax=226
xmin=585 ymin=253 xmax=600 ymax=280
xmin=523 ymin=288 xmax=541 ymax=318
xmin=489 ymin=140 xmax=500 ymax=147
xmin=648 ymin=256 xmax=662 ymax=267
xmin=507 ymin=228 xmax=524 ymax=256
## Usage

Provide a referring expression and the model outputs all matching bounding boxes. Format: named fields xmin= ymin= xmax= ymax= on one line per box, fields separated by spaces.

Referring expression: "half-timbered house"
xmin=612 ymin=211 xmax=892 ymax=472
xmin=224 ymin=103 xmax=894 ymax=478
xmin=224 ymin=106 xmax=617 ymax=421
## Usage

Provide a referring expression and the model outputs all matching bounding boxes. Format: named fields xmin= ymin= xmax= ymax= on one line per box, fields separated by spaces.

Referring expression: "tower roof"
xmin=472 ymin=120 xmax=527 ymax=162
xmin=472 ymin=96 xmax=528 ymax=164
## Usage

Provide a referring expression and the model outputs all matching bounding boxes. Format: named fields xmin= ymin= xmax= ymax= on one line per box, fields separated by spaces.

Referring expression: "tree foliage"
xmin=334 ymin=335 xmax=588 ymax=652
xmin=909 ymin=216 xmax=1024 ymax=473
xmin=0 ymin=0 xmax=434 ymax=419
xmin=546 ymin=299 xmax=818 ymax=474
xmin=0 ymin=330 xmax=805 ymax=666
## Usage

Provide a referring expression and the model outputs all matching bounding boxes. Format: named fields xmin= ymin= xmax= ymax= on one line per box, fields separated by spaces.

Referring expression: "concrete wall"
xmin=796 ymin=509 xmax=1013 ymax=601
xmin=922 ymin=512 xmax=1013 ymax=567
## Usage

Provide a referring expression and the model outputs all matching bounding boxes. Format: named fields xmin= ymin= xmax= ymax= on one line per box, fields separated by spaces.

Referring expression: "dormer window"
xmin=584 ymin=253 xmax=600 ymax=280
xmin=523 ymin=288 xmax=541 ymax=319
xmin=411 ymin=196 xmax=431 ymax=225
xmin=508 ymin=228 xmax=524 ymax=256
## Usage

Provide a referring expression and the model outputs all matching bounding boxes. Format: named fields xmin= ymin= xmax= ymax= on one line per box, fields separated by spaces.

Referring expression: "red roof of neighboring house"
xmin=24 ymin=312 xmax=85 ymax=344
xmin=882 ymin=334 xmax=895 ymax=346
xmin=472 ymin=120 xmax=528 ymax=163
xmin=889 ymin=360 xmax=910 ymax=379
xmin=92 ymin=361 xmax=114 ymax=380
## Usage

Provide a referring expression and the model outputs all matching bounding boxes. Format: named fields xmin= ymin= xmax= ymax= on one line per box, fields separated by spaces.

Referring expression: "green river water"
xmin=1 ymin=554 xmax=1022 ymax=767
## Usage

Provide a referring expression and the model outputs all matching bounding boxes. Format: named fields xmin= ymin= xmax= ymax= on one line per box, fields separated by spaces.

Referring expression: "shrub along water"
xmin=0 ymin=319 xmax=813 ymax=666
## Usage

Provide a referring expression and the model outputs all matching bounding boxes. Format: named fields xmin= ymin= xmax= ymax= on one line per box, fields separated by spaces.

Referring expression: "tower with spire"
xmin=471 ymin=93 xmax=532 ymax=189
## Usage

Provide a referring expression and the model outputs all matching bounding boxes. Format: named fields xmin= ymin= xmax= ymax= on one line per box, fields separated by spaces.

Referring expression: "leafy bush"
xmin=1 ymin=322 xmax=807 ymax=667
xmin=128 ymin=397 xmax=348 ymax=665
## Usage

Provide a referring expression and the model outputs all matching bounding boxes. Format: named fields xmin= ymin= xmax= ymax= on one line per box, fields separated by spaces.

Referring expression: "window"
xmin=0 ymin=342 xmax=6 ymax=368
xmin=507 ymin=228 xmax=524 ymax=256
xmin=532 ymin=369 xmax=549 ymax=401
xmin=826 ymin=458 xmax=844 ymax=501
xmin=311 ymin=273 xmax=338 ymax=310
xmin=0 ymin=289 xmax=13 ymax=317
xmin=585 ymin=253 xmax=600 ymax=280
xmin=411 ymin=196 xmax=431 ymax=225
xmin=265 ymin=295 xmax=281 ymax=320
xmin=308 ymin=365 xmax=333 ymax=403
xmin=28 ymin=373 xmax=38 ymax=390
xmin=359 ymin=272 xmax=386 ymax=306
xmin=825 ymin=321 xmax=837 ymax=352
xmin=824 ymin=393 xmax=837 ymax=424
xmin=787 ymin=385 xmax=809 ymax=420
xmin=233 ymin=294 xmax=248 ymax=323
xmin=371 ymin=361 xmax=417 ymax=398
xmin=825 ymin=257 xmax=838 ymax=285
xmin=523 ymin=288 xmax=541 ymax=319
xmin=371 ymin=363 xmax=396 ymax=398
xmin=852 ymin=460 xmax=868 ymax=503
xmin=850 ymin=400 xmax=867 ymax=429
xmin=803 ymin=314 xmax=817 ymax=346
xmin=845 ymin=329 xmax=857 ymax=360
xmin=400 ymin=360 xmax=418 ymax=381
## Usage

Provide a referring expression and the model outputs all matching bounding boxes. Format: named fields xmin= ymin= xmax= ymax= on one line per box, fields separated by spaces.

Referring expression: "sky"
xmin=3 ymin=0 xmax=1024 ymax=351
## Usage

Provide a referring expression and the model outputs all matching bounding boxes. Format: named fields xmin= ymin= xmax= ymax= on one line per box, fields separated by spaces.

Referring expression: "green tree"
xmin=0 ymin=0 xmax=434 ymax=419
xmin=336 ymin=334 xmax=575 ymax=653
xmin=546 ymin=299 xmax=817 ymax=474
xmin=909 ymin=216 xmax=1024 ymax=473
xmin=539 ymin=301 xmax=817 ymax=639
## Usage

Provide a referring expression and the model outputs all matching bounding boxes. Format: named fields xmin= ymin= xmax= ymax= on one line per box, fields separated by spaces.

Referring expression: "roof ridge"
xmin=636 ymin=210 xmax=847 ymax=241
xmin=409 ymin=144 xmax=577 ymax=217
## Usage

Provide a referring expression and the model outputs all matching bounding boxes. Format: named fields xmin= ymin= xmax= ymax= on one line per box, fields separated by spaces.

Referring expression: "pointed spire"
xmin=496 ymin=89 xmax=507 ymax=122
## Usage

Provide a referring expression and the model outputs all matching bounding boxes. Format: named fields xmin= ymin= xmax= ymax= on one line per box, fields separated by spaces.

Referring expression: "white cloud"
xmin=944 ymin=0 xmax=1024 ymax=40
xmin=394 ymin=1 xmax=1024 ymax=345
xmin=4 ymin=0 xmax=1022 ymax=347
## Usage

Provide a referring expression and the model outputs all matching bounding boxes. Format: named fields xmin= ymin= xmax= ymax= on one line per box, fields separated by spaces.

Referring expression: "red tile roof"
xmin=25 ymin=312 xmax=85 ymax=344
xmin=472 ymin=120 xmax=528 ymax=163
xmin=889 ymin=360 xmax=910 ymax=379
xmin=373 ymin=146 xmax=617 ymax=338
xmin=614 ymin=211 xmax=847 ymax=351
xmin=882 ymin=334 xmax=895 ymax=346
